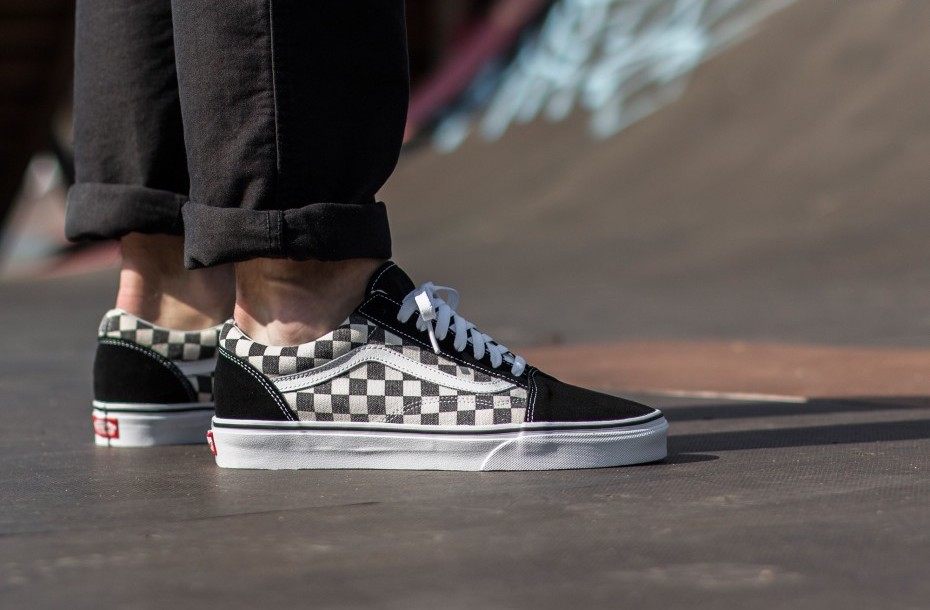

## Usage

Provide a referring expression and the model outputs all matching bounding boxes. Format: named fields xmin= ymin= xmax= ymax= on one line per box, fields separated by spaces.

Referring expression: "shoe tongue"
xmin=365 ymin=261 xmax=416 ymax=300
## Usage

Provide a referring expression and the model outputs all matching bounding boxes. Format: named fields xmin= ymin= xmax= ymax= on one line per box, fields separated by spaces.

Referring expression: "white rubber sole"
xmin=209 ymin=413 xmax=668 ymax=471
xmin=93 ymin=400 xmax=214 ymax=447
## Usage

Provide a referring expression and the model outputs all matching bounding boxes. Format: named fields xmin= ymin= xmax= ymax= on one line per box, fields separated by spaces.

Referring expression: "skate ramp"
xmin=385 ymin=0 xmax=930 ymax=349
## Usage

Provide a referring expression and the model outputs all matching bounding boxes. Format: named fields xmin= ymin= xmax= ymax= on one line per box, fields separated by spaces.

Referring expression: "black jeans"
xmin=65 ymin=0 xmax=409 ymax=268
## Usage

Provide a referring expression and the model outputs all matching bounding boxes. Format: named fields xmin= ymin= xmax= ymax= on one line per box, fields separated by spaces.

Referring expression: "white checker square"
xmin=402 ymin=379 xmax=422 ymax=396
xmin=384 ymin=366 xmax=404 ymax=381
xmin=349 ymin=396 xmax=370 ymax=414
xmin=183 ymin=343 xmax=201 ymax=360
xmin=384 ymin=331 xmax=404 ymax=346
xmin=349 ymin=323 xmax=370 ymax=341
xmin=119 ymin=317 xmax=140 ymax=331
xmin=278 ymin=355 xmax=297 ymax=373
xmin=456 ymin=396 xmax=477 ymax=411
xmin=313 ymin=394 xmax=333 ymax=413
xmin=367 ymin=379 xmax=385 ymax=396
xmin=401 ymin=345 xmax=422 ymax=360
xmin=418 ymin=399 xmax=440 ymax=414
xmin=492 ymin=395 xmax=511 ymax=409
xmin=330 ymin=377 xmax=351 ymax=396
xmin=282 ymin=392 xmax=299 ymax=410
xmin=385 ymin=395 xmax=405 ymax=416
xmin=348 ymin=364 xmax=369 ymax=379
xmin=135 ymin=328 xmax=154 ymax=345
xmin=475 ymin=407 xmax=495 ymax=426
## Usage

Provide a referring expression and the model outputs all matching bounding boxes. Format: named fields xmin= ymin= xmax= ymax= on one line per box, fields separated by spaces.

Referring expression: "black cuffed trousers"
xmin=65 ymin=1 xmax=409 ymax=268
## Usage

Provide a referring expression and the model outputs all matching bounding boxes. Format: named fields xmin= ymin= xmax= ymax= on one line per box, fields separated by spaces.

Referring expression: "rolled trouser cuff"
xmin=182 ymin=200 xmax=392 ymax=268
xmin=65 ymin=183 xmax=186 ymax=241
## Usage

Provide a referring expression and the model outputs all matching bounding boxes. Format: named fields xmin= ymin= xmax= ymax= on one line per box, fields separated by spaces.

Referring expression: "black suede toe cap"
xmin=527 ymin=371 xmax=658 ymax=423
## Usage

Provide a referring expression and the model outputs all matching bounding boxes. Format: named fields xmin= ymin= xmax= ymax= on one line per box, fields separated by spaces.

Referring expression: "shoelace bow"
xmin=397 ymin=282 xmax=527 ymax=377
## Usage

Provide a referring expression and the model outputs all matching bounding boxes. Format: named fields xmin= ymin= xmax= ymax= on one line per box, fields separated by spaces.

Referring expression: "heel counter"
xmin=214 ymin=349 xmax=295 ymax=421
xmin=94 ymin=339 xmax=196 ymax=403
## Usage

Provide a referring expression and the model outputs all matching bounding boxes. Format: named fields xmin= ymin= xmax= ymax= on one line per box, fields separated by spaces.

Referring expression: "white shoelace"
xmin=397 ymin=282 xmax=527 ymax=377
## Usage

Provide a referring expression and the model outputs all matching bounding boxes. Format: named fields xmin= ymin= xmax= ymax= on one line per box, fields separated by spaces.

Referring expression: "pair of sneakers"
xmin=92 ymin=262 xmax=668 ymax=470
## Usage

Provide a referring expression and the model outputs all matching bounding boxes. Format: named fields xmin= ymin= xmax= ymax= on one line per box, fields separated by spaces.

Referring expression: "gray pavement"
xmin=2 ymin=272 xmax=929 ymax=610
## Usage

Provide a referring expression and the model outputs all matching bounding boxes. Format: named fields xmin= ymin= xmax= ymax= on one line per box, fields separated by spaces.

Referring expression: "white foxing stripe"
xmin=274 ymin=345 xmax=516 ymax=394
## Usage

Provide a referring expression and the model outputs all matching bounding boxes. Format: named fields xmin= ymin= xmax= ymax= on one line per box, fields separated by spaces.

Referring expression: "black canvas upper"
xmin=359 ymin=262 xmax=659 ymax=425
xmin=213 ymin=350 xmax=294 ymax=421
xmin=94 ymin=339 xmax=197 ymax=403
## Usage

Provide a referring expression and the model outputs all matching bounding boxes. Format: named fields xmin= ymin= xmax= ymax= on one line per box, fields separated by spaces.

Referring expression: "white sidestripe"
xmin=175 ymin=356 xmax=217 ymax=377
xmin=273 ymin=345 xmax=516 ymax=394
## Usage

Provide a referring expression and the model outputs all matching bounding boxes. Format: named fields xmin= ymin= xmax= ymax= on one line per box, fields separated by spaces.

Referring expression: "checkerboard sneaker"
xmin=93 ymin=309 xmax=221 ymax=447
xmin=209 ymin=262 xmax=668 ymax=470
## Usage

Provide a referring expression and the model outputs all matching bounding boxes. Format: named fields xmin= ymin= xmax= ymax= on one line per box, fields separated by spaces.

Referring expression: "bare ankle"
xmin=234 ymin=258 xmax=384 ymax=345
xmin=116 ymin=233 xmax=235 ymax=329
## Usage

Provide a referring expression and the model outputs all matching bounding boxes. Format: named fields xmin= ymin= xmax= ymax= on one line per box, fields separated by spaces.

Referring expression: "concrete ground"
xmin=3 ymin=0 xmax=930 ymax=608
xmin=1 ymin=272 xmax=928 ymax=610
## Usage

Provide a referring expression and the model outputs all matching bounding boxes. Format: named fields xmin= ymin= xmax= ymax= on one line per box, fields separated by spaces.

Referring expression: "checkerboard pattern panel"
xmin=99 ymin=310 xmax=220 ymax=402
xmin=220 ymin=314 xmax=501 ymax=382
xmin=99 ymin=310 xmax=220 ymax=361
xmin=284 ymin=361 xmax=527 ymax=425
xmin=221 ymin=313 xmax=528 ymax=425
xmin=221 ymin=317 xmax=373 ymax=376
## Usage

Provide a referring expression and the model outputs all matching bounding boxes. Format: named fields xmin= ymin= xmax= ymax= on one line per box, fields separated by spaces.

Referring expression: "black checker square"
xmin=313 ymin=341 xmax=334 ymax=360
xmin=295 ymin=393 xmax=316 ymax=411
xmin=475 ymin=395 xmax=495 ymax=410
xmin=262 ymin=355 xmax=280 ymax=375
xmin=366 ymin=395 xmax=386 ymax=415
xmin=296 ymin=356 xmax=316 ymax=370
xmin=437 ymin=363 xmax=458 ymax=376
xmin=493 ymin=408 xmax=512 ymax=424
xmin=349 ymin=378 xmax=368 ymax=395
xmin=331 ymin=395 xmax=351 ymax=414
xmin=419 ymin=351 xmax=439 ymax=366
xmin=367 ymin=361 xmax=386 ymax=380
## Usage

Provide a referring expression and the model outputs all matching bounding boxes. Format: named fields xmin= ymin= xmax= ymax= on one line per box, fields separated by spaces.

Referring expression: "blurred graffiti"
xmin=433 ymin=0 xmax=795 ymax=151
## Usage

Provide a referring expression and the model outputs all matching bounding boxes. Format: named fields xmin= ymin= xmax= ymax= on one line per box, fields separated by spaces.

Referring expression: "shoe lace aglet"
xmin=414 ymin=290 xmax=442 ymax=354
